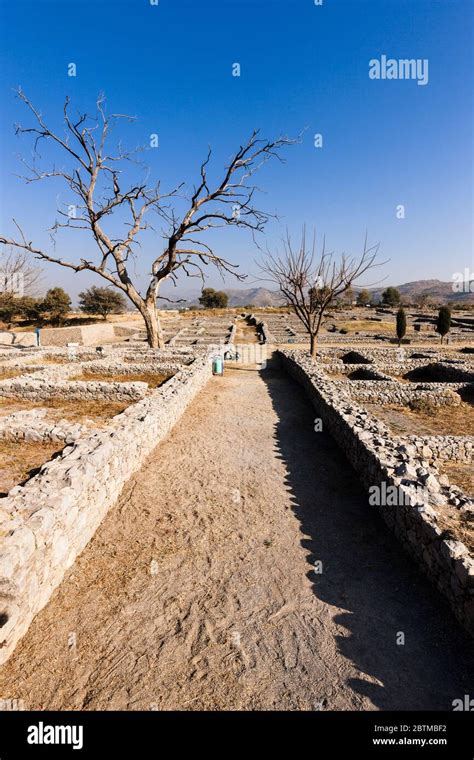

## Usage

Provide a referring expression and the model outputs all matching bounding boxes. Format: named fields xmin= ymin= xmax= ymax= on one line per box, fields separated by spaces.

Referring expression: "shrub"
xmin=79 ymin=286 xmax=127 ymax=320
xmin=40 ymin=287 xmax=71 ymax=326
xmin=198 ymin=288 xmax=229 ymax=309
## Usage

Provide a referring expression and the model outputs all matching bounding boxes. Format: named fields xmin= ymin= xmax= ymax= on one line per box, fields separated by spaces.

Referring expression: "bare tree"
xmin=260 ymin=228 xmax=385 ymax=357
xmin=0 ymin=90 xmax=294 ymax=347
xmin=0 ymin=247 xmax=43 ymax=297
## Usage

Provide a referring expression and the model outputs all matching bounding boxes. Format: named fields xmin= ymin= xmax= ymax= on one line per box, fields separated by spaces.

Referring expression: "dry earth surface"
xmin=0 ymin=358 xmax=472 ymax=710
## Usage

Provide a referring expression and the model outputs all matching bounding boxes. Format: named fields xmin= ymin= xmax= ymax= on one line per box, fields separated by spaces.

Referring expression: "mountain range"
xmin=160 ymin=279 xmax=473 ymax=308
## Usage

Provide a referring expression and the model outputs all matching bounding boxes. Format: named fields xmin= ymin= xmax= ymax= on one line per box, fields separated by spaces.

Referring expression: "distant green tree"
xmin=396 ymin=306 xmax=407 ymax=346
xmin=436 ymin=306 xmax=451 ymax=344
xmin=198 ymin=288 xmax=229 ymax=309
xmin=382 ymin=287 xmax=401 ymax=306
xmin=0 ymin=294 xmax=41 ymax=328
xmin=40 ymin=287 xmax=71 ymax=326
xmin=356 ymin=288 xmax=371 ymax=306
xmin=18 ymin=296 xmax=41 ymax=322
xmin=79 ymin=286 xmax=127 ymax=320
xmin=0 ymin=294 xmax=19 ymax=328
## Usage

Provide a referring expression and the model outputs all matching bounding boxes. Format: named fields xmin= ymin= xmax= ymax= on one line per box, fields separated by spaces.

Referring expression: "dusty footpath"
xmin=0 ymin=363 xmax=472 ymax=710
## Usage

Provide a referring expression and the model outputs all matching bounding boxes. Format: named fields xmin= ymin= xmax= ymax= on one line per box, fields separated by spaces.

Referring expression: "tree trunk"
xmin=310 ymin=333 xmax=318 ymax=358
xmin=141 ymin=300 xmax=165 ymax=348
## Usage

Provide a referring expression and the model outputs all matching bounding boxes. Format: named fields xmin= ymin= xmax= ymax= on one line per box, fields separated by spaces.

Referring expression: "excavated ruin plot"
xmin=365 ymin=400 xmax=473 ymax=437
xmin=385 ymin=374 xmax=412 ymax=384
xmin=0 ymin=370 xmax=28 ymax=381
xmin=434 ymin=502 xmax=474 ymax=554
xmin=438 ymin=462 xmax=474 ymax=498
xmin=341 ymin=351 xmax=373 ymax=365
xmin=0 ymin=397 xmax=130 ymax=425
xmin=404 ymin=363 xmax=474 ymax=383
xmin=346 ymin=368 xmax=387 ymax=381
xmin=41 ymin=355 xmax=99 ymax=364
xmin=0 ymin=439 xmax=63 ymax=496
xmin=68 ymin=371 xmax=173 ymax=388
xmin=324 ymin=372 xmax=349 ymax=380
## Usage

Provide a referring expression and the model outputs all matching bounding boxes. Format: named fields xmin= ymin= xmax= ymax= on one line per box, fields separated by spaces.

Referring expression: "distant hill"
xmin=224 ymin=287 xmax=285 ymax=307
xmin=365 ymin=279 xmax=473 ymax=304
xmin=160 ymin=280 xmax=473 ymax=309
xmin=227 ymin=281 xmax=474 ymax=307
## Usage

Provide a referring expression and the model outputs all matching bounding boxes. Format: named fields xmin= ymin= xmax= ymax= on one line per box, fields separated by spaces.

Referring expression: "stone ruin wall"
xmin=278 ymin=349 xmax=474 ymax=637
xmin=0 ymin=350 xmax=212 ymax=665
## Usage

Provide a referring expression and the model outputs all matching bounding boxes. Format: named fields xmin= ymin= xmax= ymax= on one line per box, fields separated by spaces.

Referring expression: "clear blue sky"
xmin=0 ymin=0 xmax=472 ymax=302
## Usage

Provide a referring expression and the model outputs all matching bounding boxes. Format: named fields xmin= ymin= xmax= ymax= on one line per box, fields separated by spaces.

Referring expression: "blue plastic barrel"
xmin=212 ymin=356 xmax=223 ymax=375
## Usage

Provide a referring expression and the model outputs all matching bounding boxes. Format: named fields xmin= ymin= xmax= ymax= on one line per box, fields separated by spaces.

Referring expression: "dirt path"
xmin=0 ymin=362 xmax=472 ymax=710
xmin=234 ymin=318 xmax=259 ymax=344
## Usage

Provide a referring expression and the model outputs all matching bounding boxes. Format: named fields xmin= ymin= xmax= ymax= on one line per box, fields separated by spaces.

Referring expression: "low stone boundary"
xmin=259 ymin=321 xmax=275 ymax=344
xmin=0 ymin=358 xmax=185 ymax=402
xmin=0 ymin=377 xmax=148 ymax=402
xmin=228 ymin=320 xmax=237 ymax=345
xmin=348 ymin=381 xmax=465 ymax=408
xmin=0 ymin=410 xmax=85 ymax=444
xmin=278 ymin=349 xmax=474 ymax=636
xmin=406 ymin=436 xmax=474 ymax=464
xmin=0 ymin=332 xmax=37 ymax=348
xmin=76 ymin=361 xmax=183 ymax=376
xmin=0 ymin=352 xmax=212 ymax=664
xmin=269 ymin=333 xmax=474 ymax=344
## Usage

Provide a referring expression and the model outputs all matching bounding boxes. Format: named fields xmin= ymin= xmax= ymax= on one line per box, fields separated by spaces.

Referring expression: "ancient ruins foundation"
xmin=0 ymin=346 xmax=212 ymax=664
xmin=279 ymin=347 xmax=474 ymax=635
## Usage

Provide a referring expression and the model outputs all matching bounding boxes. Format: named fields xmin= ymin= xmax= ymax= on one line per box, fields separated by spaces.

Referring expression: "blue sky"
xmin=0 ymin=0 xmax=472 ymax=302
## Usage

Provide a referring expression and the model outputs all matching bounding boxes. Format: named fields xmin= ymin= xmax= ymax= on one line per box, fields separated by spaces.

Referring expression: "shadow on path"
xmin=261 ymin=363 xmax=473 ymax=710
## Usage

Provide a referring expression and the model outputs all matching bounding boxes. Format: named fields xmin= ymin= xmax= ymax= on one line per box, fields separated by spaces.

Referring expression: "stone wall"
xmin=39 ymin=323 xmax=118 ymax=347
xmin=228 ymin=320 xmax=237 ymax=345
xmin=0 ymin=358 xmax=182 ymax=402
xmin=406 ymin=435 xmax=473 ymax=464
xmin=0 ymin=410 xmax=85 ymax=444
xmin=348 ymin=381 xmax=465 ymax=407
xmin=0 ymin=377 xmax=148 ymax=402
xmin=278 ymin=349 xmax=474 ymax=636
xmin=0 ymin=353 xmax=212 ymax=664
xmin=0 ymin=332 xmax=37 ymax=347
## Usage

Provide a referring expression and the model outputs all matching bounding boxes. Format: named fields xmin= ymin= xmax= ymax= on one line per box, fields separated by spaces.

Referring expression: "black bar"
xmin=0 ymin=711 xmax=472 ymax=758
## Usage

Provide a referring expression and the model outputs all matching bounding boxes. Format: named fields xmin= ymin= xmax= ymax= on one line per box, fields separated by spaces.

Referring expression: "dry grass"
xmin=439 ymin=462 xmax=474 ymax=497
xmin=387 ymin=374 xmax=411 ymax=384
xmin=335 ymin=319 xmax=396 ymax=334
xmin=0 ymin=397 xmax=129 ymax=425
xmin=0 ymin=439 xmax=62 ymax=495
xmin=324 ymin=372 xmax=348 ymax=380
xmin=436 ymin=505 xmax=474 ymax=554
xmin=42 ymin=355 xmax=98 ymax=364
xmin=69 ymin=371 xmax=171 ymax=388
xmin=366 ymin=401 xmax=473 ymax=437
xmin=0 ymin=370 xmax=26 ymax=380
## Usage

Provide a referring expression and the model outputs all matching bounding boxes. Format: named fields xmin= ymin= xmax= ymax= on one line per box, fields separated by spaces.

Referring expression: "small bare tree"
xmin=260 ymin=228 xmax=384 ymax=357
xmin=0 ymin=247 xmax=43 ymax=297
xmin=1 ymin=90 xmax=293 ymax=347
